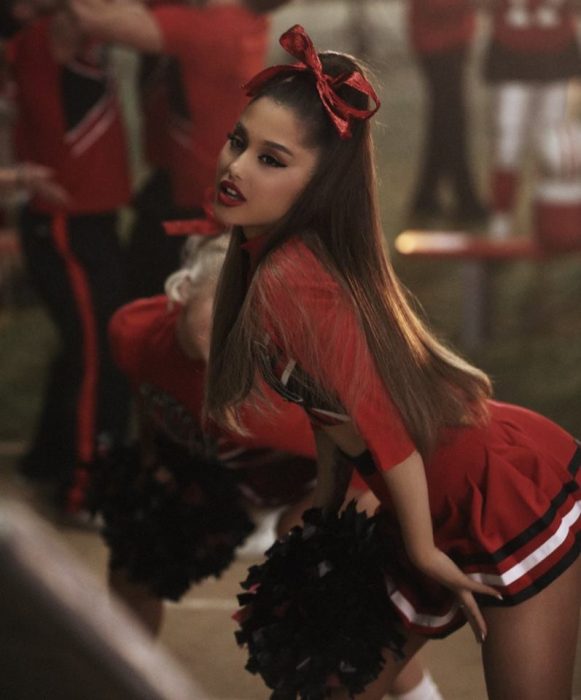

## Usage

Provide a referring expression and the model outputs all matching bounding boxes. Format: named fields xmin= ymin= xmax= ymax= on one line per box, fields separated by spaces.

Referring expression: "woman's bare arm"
xmin=320 ymin=420 xmax=501 ymax=643
xmin=69 ymin=0 xmax=163 ymax=52
xmin=311 ymin=428 xmax=353 ymax=515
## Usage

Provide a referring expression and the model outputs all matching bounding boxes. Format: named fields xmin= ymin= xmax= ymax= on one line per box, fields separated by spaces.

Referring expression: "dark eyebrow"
xmin=235 ymin=121 xmax=294 ymax=157
xmin=263 ymin=140 xmax=294 ymax=157
xmin=234 ymin=122 xmax=294 ymax=158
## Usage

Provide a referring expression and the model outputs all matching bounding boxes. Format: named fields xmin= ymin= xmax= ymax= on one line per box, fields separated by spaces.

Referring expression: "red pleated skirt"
xmin=381 ymin=401 xmax=580 ymax=638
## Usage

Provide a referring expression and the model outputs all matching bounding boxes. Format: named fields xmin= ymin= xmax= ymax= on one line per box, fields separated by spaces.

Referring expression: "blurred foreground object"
xmin=0 ymin=499 xmax=203 ymax=700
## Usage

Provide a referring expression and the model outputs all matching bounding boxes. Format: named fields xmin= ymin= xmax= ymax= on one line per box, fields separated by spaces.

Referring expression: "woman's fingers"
xmin=458 ymin=590 xmax=488 ymax=644
xmin=457 ymin=577 xmax=502 ymax=643
xmin=463 ymin=576 xmax=503 ymax=601
xmin=425 ymin=551 xmax=502 ymax=601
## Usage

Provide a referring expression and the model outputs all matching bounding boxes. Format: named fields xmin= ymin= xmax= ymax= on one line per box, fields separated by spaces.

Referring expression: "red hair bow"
xmin=243 ymin=24 xmax=380 ymax=140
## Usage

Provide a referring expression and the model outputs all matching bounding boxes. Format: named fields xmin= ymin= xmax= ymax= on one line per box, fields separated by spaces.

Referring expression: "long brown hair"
xmin=206 ymin=51 xmax=491 ymax=459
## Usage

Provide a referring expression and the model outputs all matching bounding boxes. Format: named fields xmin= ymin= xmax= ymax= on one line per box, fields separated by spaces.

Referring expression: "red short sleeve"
xmin=257 ymin=239 xmax=416 ymax=472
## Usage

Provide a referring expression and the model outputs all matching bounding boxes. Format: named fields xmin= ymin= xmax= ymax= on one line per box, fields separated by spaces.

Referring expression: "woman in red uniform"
xmin=6 ymin=6 xmax=132 ymax=513
xmin=103 ymin=231 xmax=317 ymax=632
xmin=478 ymin=0 xmax=581 ymax=238
xmin=70 ymin=0 xmax=291 ymax=298
xmin=205 ymin=25 xmax=580 ymax=700
xmin=407 ymin=0 xmax=486 ymax=226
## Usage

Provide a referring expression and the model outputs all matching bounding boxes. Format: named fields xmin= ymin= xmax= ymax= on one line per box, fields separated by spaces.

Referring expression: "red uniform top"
xmin=151 ymin=5 xmax=269 ymax=208
xmin=490 ymin=0 xmax=578 ymax=53
xmin=109 ymin=295 xmax=316 ymax=461
xmin=7 ymin=18 xmax=131 ymax=214
xmin=248 ymin=236 xmax=416 ymax=473
xmin=246 ymin=234 xmax=579 ymax=635
xmin=408 ymin=0 xmax=476 ymax=54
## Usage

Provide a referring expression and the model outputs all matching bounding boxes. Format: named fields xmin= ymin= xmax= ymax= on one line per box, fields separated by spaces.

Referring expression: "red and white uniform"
xmin=6 ymin=19 xmax=131 ymax=511
xmin=150 ymin=5 xmax=269 ymax=209
xmin=109 ymin=295 xmax=317 ymax=507
xmin=7 ymin=18 xmax=131 ymax=214
xmin=244 ymin=233 xmax=580 ymax=637
xmin=483 ymin=0 xmax=581 ymax=236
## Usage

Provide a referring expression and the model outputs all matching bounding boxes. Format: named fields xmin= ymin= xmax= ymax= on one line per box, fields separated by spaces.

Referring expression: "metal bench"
xmin=394 ymin=229 xmax=572 ymax=350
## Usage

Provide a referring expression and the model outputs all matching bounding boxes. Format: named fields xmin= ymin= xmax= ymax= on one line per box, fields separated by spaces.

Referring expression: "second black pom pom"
xmin=235 ymin=501 xmax=405 ymax=699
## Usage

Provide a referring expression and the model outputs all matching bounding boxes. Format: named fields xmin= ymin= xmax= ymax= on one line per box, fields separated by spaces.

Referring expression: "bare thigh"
xmin=481 ymin=557 xmax=581 ymax=700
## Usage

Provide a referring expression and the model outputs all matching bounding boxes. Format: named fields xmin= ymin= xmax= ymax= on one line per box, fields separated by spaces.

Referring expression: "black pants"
xmin=412 ymin=47 xmax=482 ymax=214
xmin=19 ymin=207 xmax=130 ymax=492
xmin=126 ymin=169 xmax=202 ymax=300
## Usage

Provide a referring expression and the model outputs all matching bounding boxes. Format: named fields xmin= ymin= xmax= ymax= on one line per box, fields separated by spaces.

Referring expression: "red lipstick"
xmin=217 ymin=180 xmax=246 ymax=207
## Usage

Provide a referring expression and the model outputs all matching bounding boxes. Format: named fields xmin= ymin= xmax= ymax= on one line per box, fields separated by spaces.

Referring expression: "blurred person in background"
xmin=478 ymin=0 xmax=581 ymax=239
xmin=4 ymin=0 xmax=132 ymax=515
xmin=69 ymin=0 xmax=293 ymax=299
xmin=406 ymin=0 xmax=487 ymax=228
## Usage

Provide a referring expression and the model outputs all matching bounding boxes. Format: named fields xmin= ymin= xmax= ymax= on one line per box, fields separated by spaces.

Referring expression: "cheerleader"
xmin=407 ymin=0 xmax=486 ymax=226
xmin=6 ymin=5 xmax=132 ymax=514
xmin=478 ymin=0 xmax=581 ymax=238
xmin=205 ymin=25 xmax=580 ymax=699
xmin=70 ymin=0 xmax=291 ymax=297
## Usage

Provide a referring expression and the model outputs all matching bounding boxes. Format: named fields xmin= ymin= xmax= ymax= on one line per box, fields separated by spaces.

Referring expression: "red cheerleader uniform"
xmin=150 ymin=4 xmax=269 ymax=210
xmin=407 ymin=0 xmax=484 ymax=221
xmin=7 ymin=18 xmax=131 ymax=510
xmin=482 ymin=0 xmax=581 ymax=243
xmin=126 ymin=4 xmax=270 ymax=298
xmin=243 ymin=233 xmax=580 ymax=638
xmin=109 ymin=295 xmax=317 ymax=507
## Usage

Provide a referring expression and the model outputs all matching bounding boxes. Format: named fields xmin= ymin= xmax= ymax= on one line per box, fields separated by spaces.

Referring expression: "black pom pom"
xmin=235 ymin=502 xmax=405 ymax=699
xmin=88 ymin=436 xmax=255 ymax=600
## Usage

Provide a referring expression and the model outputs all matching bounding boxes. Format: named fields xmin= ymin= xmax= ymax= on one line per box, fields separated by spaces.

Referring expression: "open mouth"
xmin=217 ymin=180 xmax=246 ymax=206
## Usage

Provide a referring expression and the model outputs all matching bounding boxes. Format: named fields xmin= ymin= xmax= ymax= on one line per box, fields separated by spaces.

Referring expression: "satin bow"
xmin=243 ymin=24 xmax=380 ymax=139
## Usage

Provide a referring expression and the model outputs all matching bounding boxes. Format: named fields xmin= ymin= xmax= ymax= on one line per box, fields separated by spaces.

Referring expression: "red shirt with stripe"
xmin=7 ymin=18 xmax=131 ymax=214
xmin=150 ymin=5 xmax=269 ymax=208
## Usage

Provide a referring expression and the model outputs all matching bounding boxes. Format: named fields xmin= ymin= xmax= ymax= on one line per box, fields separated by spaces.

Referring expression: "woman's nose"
xmin=227 ymin=152 xmax=247 ymax=180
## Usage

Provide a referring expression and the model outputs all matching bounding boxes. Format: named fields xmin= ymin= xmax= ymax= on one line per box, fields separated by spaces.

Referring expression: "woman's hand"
xmin=413 ymin=547 xmax=502 ymax=644
xmin=379 ymin=453 xmax=501 ymax=643
xmin=22 ymin=164 xmax=71 ymax=206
